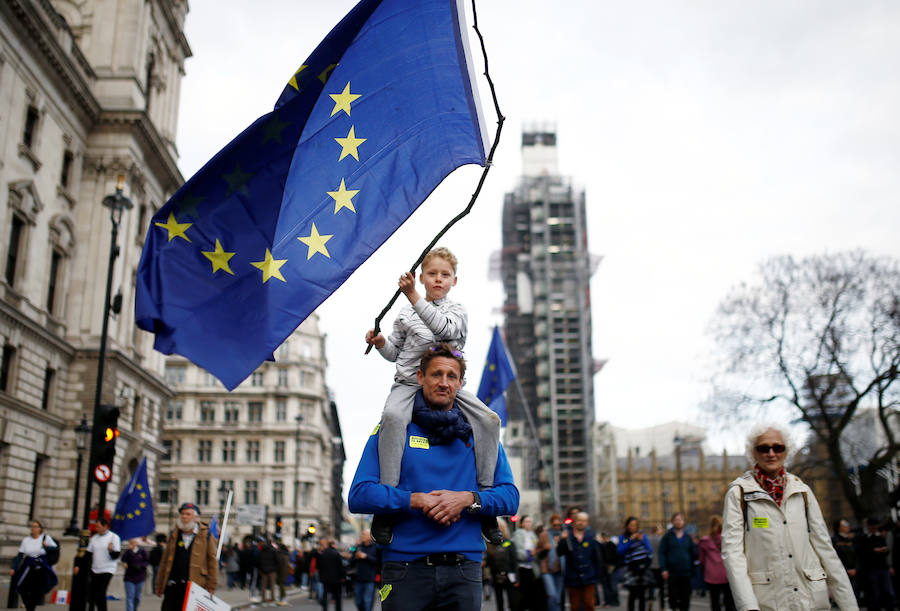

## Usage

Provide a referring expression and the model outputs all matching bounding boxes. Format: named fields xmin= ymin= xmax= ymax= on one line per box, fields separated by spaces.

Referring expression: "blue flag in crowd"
xmin=111 ymin=457 xmax=155 ymax=540
xmin=209 ymin=515 xmax=219 ymax=539
xmin=477 ymin=326 xmax=516 ymax=426
xmin=135 ymin=0 xmax=489 ymax=389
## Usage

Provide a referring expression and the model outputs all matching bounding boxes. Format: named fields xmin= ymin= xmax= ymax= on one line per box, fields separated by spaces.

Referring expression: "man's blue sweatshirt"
xmin=349 ymin=420 xmax=519 ymax=562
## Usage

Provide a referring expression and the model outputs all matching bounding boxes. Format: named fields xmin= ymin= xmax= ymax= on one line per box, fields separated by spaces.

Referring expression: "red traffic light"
xmin=564 ymin=517 xmax=573 ymax=525
xmin=510 ymin=515 xmax=519 ymax=523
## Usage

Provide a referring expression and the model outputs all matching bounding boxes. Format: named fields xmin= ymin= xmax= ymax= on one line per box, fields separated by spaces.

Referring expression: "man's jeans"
xmin=354 ymin=580 xmax=375 ymax=611
xmin=124 ymin=581 xmax=143 ymax=611
xmin=380 ymin=560 xmax=482 ymax=611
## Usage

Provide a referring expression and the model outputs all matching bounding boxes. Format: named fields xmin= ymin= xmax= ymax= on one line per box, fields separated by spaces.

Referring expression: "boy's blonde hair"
xmin=421 ymin=247 xmax=458 ymax=273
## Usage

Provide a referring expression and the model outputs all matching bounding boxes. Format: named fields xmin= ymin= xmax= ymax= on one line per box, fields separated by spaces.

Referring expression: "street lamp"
xmin=294 ymin=414 xmax=303 ymax=541
xmin=64 ymin=417 xmax=91 ymax=536
xmin=72 ymin=176 xmax=132 ymax=611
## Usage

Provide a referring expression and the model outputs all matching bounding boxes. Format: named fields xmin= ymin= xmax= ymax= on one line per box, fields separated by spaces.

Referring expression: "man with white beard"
xmin=154 ymin=503 xmax=218 ymax=611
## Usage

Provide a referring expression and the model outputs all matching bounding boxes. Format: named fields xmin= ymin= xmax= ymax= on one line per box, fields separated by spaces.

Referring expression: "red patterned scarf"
xmin=753 ymin=464 xmax=786 ymax=506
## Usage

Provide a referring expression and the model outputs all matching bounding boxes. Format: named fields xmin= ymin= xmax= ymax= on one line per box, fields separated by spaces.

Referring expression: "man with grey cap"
xmin=155 ymin=503 xmax=218 ymax=611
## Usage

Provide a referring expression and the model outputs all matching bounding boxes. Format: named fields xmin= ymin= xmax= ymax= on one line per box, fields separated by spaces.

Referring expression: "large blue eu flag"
xmin=111 ymin=457 xmax=155 ymax=541
xmin=477 ymin=326 xmax=516 ymax=426
xmin=135 ymin=0 xmax=489 ymax=389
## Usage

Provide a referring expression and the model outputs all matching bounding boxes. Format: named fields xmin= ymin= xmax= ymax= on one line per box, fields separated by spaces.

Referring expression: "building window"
xmin=246 ymin=440 xmax=260 ymax=463
xmin=162 ymin=440 xmax=172 ymax=461
xmin=274 ymin=441 xmax=285 ymax=463
xmin=304 ymin=442 xmax=316 ymax=466
xmin=275 ymin=399 xmax=287 ymax=422
xmin=46 ymin=250 xmax=63 ymax=314
xmin=200 ymin=401 xmax=216 ymax=422
xmin=277 ymin=369 xmax=288 ymax=387
xmin=22 ymin=105 xmax=39 ymax=149
xmin=278 ymin=342 xmax=290 ymax=360
xmin=244 ymin=481 xmax=258 ymax=504
xmin=159 ymin=479 xmax=178 ymax=504
xmin=60 ymin=150 xmax=74 ymax=188
xmin=165 ymin=400 xmax=183 ymax=420
xmin=164 ymin=365 xmax=185 ymax=386
xmin=40 ymin=367 xmax=55 ymax=410
xmin=224 ymin=401 xmax=239 ymax=423
xmin=640 ymin=502 xmax=649 ymax=518
xmin=222 ymin=440 xmax=236 ymax=463
xmin=197 ymin=440 xmax=212 ymax=462
xmin=251 ymin=371 xmax=263 ymax=387
xmin=248 ymin=402 xmax=263 ymax=423
xmin=272 ymin=481 xmax=284 ymax=506
xmin=5 ymin=215 xmax=25 ymax=286
xmin=300 ymin=482 xmax=312 ymax=507
xmin=0 ymin=344 xmax=16 ymax=392
xmin=299 ymin=371 xmax=311 ymax=387
xmin=195 ymin=480 xmax=210 ymax=506
xmin=220 ymin=480 xmax=234 ymax=502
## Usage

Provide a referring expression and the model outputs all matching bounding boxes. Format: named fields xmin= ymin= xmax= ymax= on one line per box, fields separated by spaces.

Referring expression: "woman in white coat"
xmin=721 ymin=422 xmax=857 ymax=611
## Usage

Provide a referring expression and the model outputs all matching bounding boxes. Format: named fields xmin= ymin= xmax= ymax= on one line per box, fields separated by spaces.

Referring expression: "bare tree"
xmin=707 ymin=250 xmax=900 ymax=520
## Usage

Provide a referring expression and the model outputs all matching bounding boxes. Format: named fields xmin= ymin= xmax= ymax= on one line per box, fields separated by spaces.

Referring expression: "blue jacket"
xmin=658 ymin=529 xmax=697 ymax=577
xmin=349 ymin=419 xmax=519 ymax=562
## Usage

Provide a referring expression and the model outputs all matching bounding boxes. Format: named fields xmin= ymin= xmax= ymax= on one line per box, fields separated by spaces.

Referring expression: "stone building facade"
xmin=155 ymin=316 xmax=343 ymax=544
xmin=0 ymin=0 xmax=189 ymax=562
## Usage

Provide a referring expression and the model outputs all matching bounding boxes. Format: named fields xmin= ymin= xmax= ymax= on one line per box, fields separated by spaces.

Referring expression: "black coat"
xmin=317 ymin=547 xmax=346 ymax=585
xmin=257 ymin=544 xmax=279 ymax=573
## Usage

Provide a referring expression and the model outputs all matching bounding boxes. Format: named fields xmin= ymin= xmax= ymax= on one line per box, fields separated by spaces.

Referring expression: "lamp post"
xmin=673 ymin=435 xmax=685 ymax=518
xmin=294 ymin=414 xmax=303 ymax=542
xmin=71 ymin=176 xmax=132 ymax=611
xmin=64 ymin=417 xmax=91 ymax=536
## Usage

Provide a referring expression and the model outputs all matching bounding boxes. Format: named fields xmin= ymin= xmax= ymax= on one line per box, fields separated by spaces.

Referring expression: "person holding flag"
xmin=154 ymin=503 xmax=218 ymax=611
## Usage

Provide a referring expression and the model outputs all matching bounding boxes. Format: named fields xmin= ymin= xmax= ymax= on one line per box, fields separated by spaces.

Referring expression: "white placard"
xmin=183 ymin=582 xmax=230 ymax=611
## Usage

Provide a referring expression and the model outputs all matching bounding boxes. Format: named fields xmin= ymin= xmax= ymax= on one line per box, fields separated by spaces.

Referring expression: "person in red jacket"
xmin=698 ymin=516 xmax=735 ymax=611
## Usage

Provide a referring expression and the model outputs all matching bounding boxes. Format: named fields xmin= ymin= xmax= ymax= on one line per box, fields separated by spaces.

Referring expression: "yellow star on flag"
xmin=202 ymin=239 xmax=236 ymax=275
xmin=335 ymin=126 xmax=366 ymax=161
xmin=127 ymin=513 xmax=134 ymax=519
xmin=139 ymin=502 xmax=146 ymax=508
xmin=297 ymin=223 xmax=333 ymax=260
xmin=140 ymin=492 xmax=146 ymax=498
xmin=329 ymin=82 xmax=361 ymax=117
xmin=251 ymin=249 xmax=288 ymax=283
xmin=288 ymin=65 xmax=307 ymax=90
xmin=154 ymin=212 xmax=192 ymax=243
xmin=318 ymin=63 xmax=337 ymax=84
xmin=490 ymin=364 xmax=496 ymax=371
xmin=135 ymin=509 xmax=141 ymax=516
xmin=327 ymin=178 xmax=359 ymax=214
xmin=136 ymin=484 xmax=142 ymax=490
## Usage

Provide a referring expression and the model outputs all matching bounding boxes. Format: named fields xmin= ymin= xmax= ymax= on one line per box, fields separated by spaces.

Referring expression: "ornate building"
xmin=0 ymin=0 xmax=190 ymax=563
xmin=155 ymin=316 xmax=343 ymax=543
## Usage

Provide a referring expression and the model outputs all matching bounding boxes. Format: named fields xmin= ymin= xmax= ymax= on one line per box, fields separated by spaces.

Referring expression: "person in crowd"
xmin=618 ymin=516 xmax=654 ymax=611
xmin=698 ymin=515 xmax=735 ymax=611
xmin=513 ymin=515 xmax=544 ymax=610
xmin=316 ymin=537 xmax=345 ymax=611
xmin=537 ymin=514 xmax=564 ymax=611
xmin=275 ymin=538 xmax=292 ymax=605
xmin=148 ymin=535 xmax=166 ymax=594
xmin=121 ymin=538 xmax=149 ymax=611
xmin=154 ymin=503 xmax=218 ymax=611
xmin=223 ymin=543 xmax=240 ymax=590
xmin=659 ymin=512 xmax=697 ymax=610
xmin=257 ymin=538 xmax=279 ymax=604
xmin=857 ymin=516 xmax=894 ymax=611
xmin=557 ymin=511 xmax=602 ymax=610
xmin=350 ymin=530 xmax=378 ymax=611
xmin=348 ymin=343 xmax=519 ymax=610
xmin=722 ymin=421 xmax=857 ymax=610
xmin=9 ymin=520 xmax=58 ymax=611
xmin=74 ymin=516 xmax=121 ymax=611
xmin=832 ymin=519 xmax=859 ymax=600
xmin=486 ymin=520 xmax=519 ymax=611
xmin=646 ymin=523 xmax=664 ymax=609
xmin=597 ymin=532 xmax=620 ymax=607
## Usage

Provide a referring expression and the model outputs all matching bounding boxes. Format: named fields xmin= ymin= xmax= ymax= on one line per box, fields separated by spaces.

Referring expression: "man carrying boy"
xmin=365 ymin=247 xmax=502 ymax=545
xmin=349 ymin=343 xmax=519 ymax=610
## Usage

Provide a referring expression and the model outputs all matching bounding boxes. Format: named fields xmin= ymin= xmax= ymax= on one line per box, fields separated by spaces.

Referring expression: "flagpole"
xmin=511 ymin=378 xmax=561 ymax=513
xmin=216 ymin=490 xmax=233 ymax=561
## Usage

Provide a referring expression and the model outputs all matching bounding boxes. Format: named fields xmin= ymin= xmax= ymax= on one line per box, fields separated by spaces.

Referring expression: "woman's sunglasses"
xmin=755 ymin=444 xmax=786 ymax=454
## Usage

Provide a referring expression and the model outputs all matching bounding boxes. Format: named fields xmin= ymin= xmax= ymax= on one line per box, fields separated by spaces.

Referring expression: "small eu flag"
xmin=477 ymin=326 xmax=516 ymax=426
xmin=135 ymin=0 xmax=489 ymax=389
xmin=111 ymin=457 xmax=155 ymax=541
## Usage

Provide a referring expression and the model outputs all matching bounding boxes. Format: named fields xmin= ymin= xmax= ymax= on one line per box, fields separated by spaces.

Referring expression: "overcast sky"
xmin=175 ymin=1 xmax=900 ymax=489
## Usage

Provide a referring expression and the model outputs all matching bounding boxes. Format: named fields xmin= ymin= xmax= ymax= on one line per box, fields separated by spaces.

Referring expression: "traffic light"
xmin=301 ymin=524 xmax=317 ymax=541
xmin=92 ymin=404 xmax=120 ymax=477
xmin=275 ymin=515 xmax=283 ymax=537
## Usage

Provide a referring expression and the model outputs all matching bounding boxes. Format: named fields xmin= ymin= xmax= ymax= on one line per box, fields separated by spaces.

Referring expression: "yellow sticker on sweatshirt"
xmin=379 ymin=584 xmax=392 ymax=601
xmin=371 ymin=424 xmax=380 ymax=436
xmin=409 ymin=435 xmax=429 ymax=449
xmin=752 ymin=517 xmax=769 ymax=528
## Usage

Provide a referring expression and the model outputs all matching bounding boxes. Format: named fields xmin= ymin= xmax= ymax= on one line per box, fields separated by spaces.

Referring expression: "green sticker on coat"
xmin=380 ymin=584 xmax=392 ymax=601
xmin=752 ymin=517 xmax=769 ymax=528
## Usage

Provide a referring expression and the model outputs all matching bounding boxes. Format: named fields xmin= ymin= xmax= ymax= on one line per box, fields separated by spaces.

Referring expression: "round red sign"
xmin=94 ymin=464 xmax=111 ymax=482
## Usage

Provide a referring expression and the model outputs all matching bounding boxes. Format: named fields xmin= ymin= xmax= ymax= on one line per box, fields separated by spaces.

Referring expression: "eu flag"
xmin=111 ymin=457 xmax=155 ymax=541
xmin=477 ymin=326 xmax=516 ymax=426
xmin=135 ymin=0 xmax=489 ymax=389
